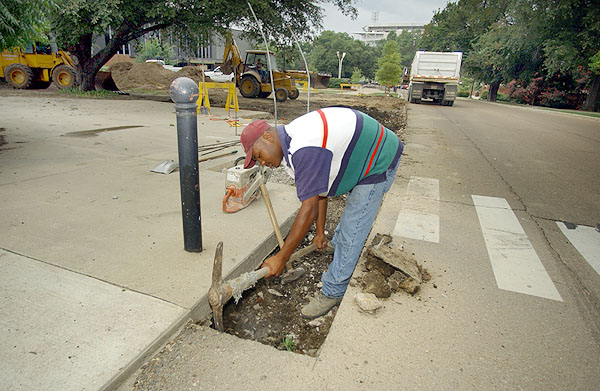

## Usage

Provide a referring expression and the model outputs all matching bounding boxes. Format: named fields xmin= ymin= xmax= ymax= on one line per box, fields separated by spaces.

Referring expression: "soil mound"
xmin=110 ymin=62 xmax=227 ymax=92
xmin=111 ymin=62 xmax=174 ymax=91
xmin=175 ymin=66 xmax=205 ymax=82
xmin=110 ymin=62 xmax=210 ymax=92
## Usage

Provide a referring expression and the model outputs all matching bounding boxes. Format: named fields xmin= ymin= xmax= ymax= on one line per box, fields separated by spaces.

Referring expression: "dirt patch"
xmin=210 ymin=91 xmax=407 ymax=135
xmin=216 ymin=192 xmax=345 ymax=356
xmin=357 ymin=234 xmax=431 ymax=298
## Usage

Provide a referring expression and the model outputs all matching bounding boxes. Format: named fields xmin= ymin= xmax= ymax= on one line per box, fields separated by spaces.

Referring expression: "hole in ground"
xmin=209 ymin=195 xmax=345 ymax=356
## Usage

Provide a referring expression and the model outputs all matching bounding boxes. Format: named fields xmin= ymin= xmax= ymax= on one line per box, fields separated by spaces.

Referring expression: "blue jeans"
xmin=322 ymin=159 xmax=400 ymax=298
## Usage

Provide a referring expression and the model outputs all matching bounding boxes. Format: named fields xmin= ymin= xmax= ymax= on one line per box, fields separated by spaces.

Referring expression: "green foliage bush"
xmin=457 ymin=90 xmax=470 ymax=97
xmin=327 ymin=78 xmax=349 ymax=88
xmin=350 ymin=68 xmax=364 ymax=83
xmin=479 ymin=90 xmax=509 ymax=101
xmin=136 ymin=38 xmax=174 ymax=63
xmin=497 ymin=92 xmax=510 ymax=101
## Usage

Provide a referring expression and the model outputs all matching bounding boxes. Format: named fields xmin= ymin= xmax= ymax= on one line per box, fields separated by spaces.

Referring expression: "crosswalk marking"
xmin=557 ymin=222 xmax=600 ymax=276
xmin=393 ymin=176 xmax=439 ymax=243
xmin=472 ymin=195 xmax=563 ymax=302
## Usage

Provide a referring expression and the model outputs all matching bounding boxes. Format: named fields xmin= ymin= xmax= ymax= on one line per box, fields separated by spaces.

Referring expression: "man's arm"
xmin=312 ymin=196 xmax=328 ymax=250
xmin=261 ymin=195 xmax=319 ymax=277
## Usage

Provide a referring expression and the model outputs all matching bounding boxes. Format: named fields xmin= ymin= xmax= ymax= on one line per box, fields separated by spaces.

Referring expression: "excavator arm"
xmin=222 ymin=32 xmax=243 ymax=83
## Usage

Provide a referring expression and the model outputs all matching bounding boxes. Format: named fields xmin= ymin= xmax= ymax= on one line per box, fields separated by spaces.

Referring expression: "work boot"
xmin=301 ymin=291 xmax=342 ymax=319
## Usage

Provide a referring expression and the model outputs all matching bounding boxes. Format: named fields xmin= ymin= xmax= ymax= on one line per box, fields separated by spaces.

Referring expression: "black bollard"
xmin=170 ymin=77 xmax=202 ymax=252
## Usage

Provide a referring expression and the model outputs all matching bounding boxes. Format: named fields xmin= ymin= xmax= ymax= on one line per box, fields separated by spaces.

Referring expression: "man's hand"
xmin=261 ymin=252 xmax=287 ymax=278
xmin=311 ymin=232 xmax=328 ymax=250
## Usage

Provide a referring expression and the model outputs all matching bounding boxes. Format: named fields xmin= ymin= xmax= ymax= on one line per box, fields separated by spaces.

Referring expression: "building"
xmin=93 ymin=28 xmax=255 ymax=69
xmin=353 ymin=23 xmax=425 ymax=46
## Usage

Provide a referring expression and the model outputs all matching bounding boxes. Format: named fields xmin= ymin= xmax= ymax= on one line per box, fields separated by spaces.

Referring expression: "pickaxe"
xmin=208 ymin=242 xmax=270 ymax=332
xmin=208 ymin=241 xmax=333 ymax=332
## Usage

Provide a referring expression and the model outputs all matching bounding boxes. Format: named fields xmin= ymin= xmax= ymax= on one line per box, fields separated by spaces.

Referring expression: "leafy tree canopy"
xmin=590 ymin=51 xmax=600 ymax=75
xmin=307 ymin=30 xmax=378 ymax=79
xmin=0 ymin=0 xmax=55 ymax=48
xmin=47 ymin=0 xmax=357 ymax=90
xmin=380 ymin=30 xmax=422 ymax=68
xmin=422 ymin=0 xmax=600 ymax=109
xmin=421 ymin=0 xmax=509 ymax=55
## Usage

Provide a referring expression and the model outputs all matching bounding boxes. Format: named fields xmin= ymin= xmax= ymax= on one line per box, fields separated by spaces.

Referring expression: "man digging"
xmin=241 ymin=107 xmax=403 ymax=319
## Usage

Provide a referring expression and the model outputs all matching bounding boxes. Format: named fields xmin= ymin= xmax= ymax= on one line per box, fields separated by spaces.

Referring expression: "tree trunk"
xmin=583 ymin=74 xmax=600 ymax=112
xmin=66 ymin=21 xmax=171 ymax=91
xmin=487 ymin=81 xmax=500 ymax=102
xmin=69 ymin=29 xmax=129 ymax=91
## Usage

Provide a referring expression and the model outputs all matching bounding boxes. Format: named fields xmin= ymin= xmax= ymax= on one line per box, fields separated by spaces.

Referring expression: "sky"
xmin=320 ymin=0 xmax=451 ymax=35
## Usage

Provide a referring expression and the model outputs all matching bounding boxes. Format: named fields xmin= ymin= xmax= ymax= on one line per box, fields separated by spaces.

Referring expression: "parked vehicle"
xmin=204 ymin=66 xmax=234 ymax=83
xmin=1 ymin=43 xmax=76 ymax=89
xmin=408 ymin=51 xmax=462 ymax=106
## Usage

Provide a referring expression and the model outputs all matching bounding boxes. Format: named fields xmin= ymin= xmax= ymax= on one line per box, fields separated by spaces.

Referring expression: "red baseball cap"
xmin=241 ymin=120 xmax=270 ymax=168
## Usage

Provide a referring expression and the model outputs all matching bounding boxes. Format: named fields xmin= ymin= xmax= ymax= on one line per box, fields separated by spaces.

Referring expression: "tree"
xmin=465 ymin=20 xmax=541 ymax=102
xmin=307 ymin=30 xmax=379 ymax=79
xmin=375 ymin=40 xmax=402 ymax=88
xmin=0 ymin=0 xmax=54 ymax=48
xmin=421 ymin=0 xmax=509 ymax=56
xmin=532 ymin=0 xmax=600 ymax=111
xmin=350 ymin=67 xmax=363 ymax=83
xmin=49 ymin=0 xmax=357 ymax=91
xmin=391 ymin=30 xmax=422 ymax=68
xmin=422 ymin=0 xmax=600 ymax=110
xmin=136 ymin=38 xmax=175 ymax=63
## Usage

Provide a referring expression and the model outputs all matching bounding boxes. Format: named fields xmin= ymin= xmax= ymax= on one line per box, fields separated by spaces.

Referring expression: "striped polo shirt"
xmin=277 ymin=107 xmax=403 ymax=201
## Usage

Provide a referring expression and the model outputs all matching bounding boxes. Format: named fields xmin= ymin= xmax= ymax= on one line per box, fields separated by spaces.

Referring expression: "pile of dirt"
xmin=110 ymin=62 xmax=175 ymax=91
xmin=110 ymin=62 xmax=211 ymax=92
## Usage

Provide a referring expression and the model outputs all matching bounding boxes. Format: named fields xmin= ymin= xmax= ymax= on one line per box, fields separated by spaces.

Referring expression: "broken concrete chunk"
xmin=420 ymin=266 xmax=432 ymax=282
xmin=364 ymin=254 xmax=395 ymax=277
xmin=371 ymin=233 xmax=393 ymax=249
xmin=399 ymin=277 xmax=420 ymax=295
xmin=368 ymin=245 xmax=422 ymax=283
xmin=388 ymin=271 xmax=406 ymax=293
xmin=267 ymin=288 xmax=283 ymax=297
xmin=308 ymin=318 xmax=322 ymax=327
xmin=362 ymin=270 xmax=392 ymax=298
xmin=354 ymin=292 xmax=383 ymax=313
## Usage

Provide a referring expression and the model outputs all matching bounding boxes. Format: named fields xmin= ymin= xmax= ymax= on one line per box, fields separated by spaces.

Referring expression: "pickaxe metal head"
xmin=208 ymin=242 xmax=230 ymax=332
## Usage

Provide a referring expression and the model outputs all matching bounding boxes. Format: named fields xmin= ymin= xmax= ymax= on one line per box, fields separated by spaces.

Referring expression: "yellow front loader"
xmin=1 ymin=43 xmax=76 ymax=89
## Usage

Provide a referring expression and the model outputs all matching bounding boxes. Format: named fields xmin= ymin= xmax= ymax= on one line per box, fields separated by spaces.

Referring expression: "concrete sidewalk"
xmin=0 ymin=95 xmax=299 ymax=390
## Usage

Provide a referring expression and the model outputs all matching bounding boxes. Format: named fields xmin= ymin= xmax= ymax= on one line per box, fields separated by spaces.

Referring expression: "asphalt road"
xmin=390 ymin=98 xmax=600 ymax=387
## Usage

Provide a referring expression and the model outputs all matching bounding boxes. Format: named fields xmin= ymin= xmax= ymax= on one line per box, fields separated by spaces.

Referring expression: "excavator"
xmin=220 ymin=33 xmax=330 ymax=102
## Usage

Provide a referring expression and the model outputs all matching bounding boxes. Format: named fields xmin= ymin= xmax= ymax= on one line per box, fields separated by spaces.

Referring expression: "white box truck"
xmin=408 ymin=51 xmax=462 ymax=106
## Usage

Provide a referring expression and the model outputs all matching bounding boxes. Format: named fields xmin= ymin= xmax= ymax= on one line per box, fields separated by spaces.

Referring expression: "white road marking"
xmin=557 ymin=222 xmax=600 ymax=276
xmin=472 ymin=195 xmax=562 ymax=301
xmin=393 ymin=176 xmax=439 ymax=242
